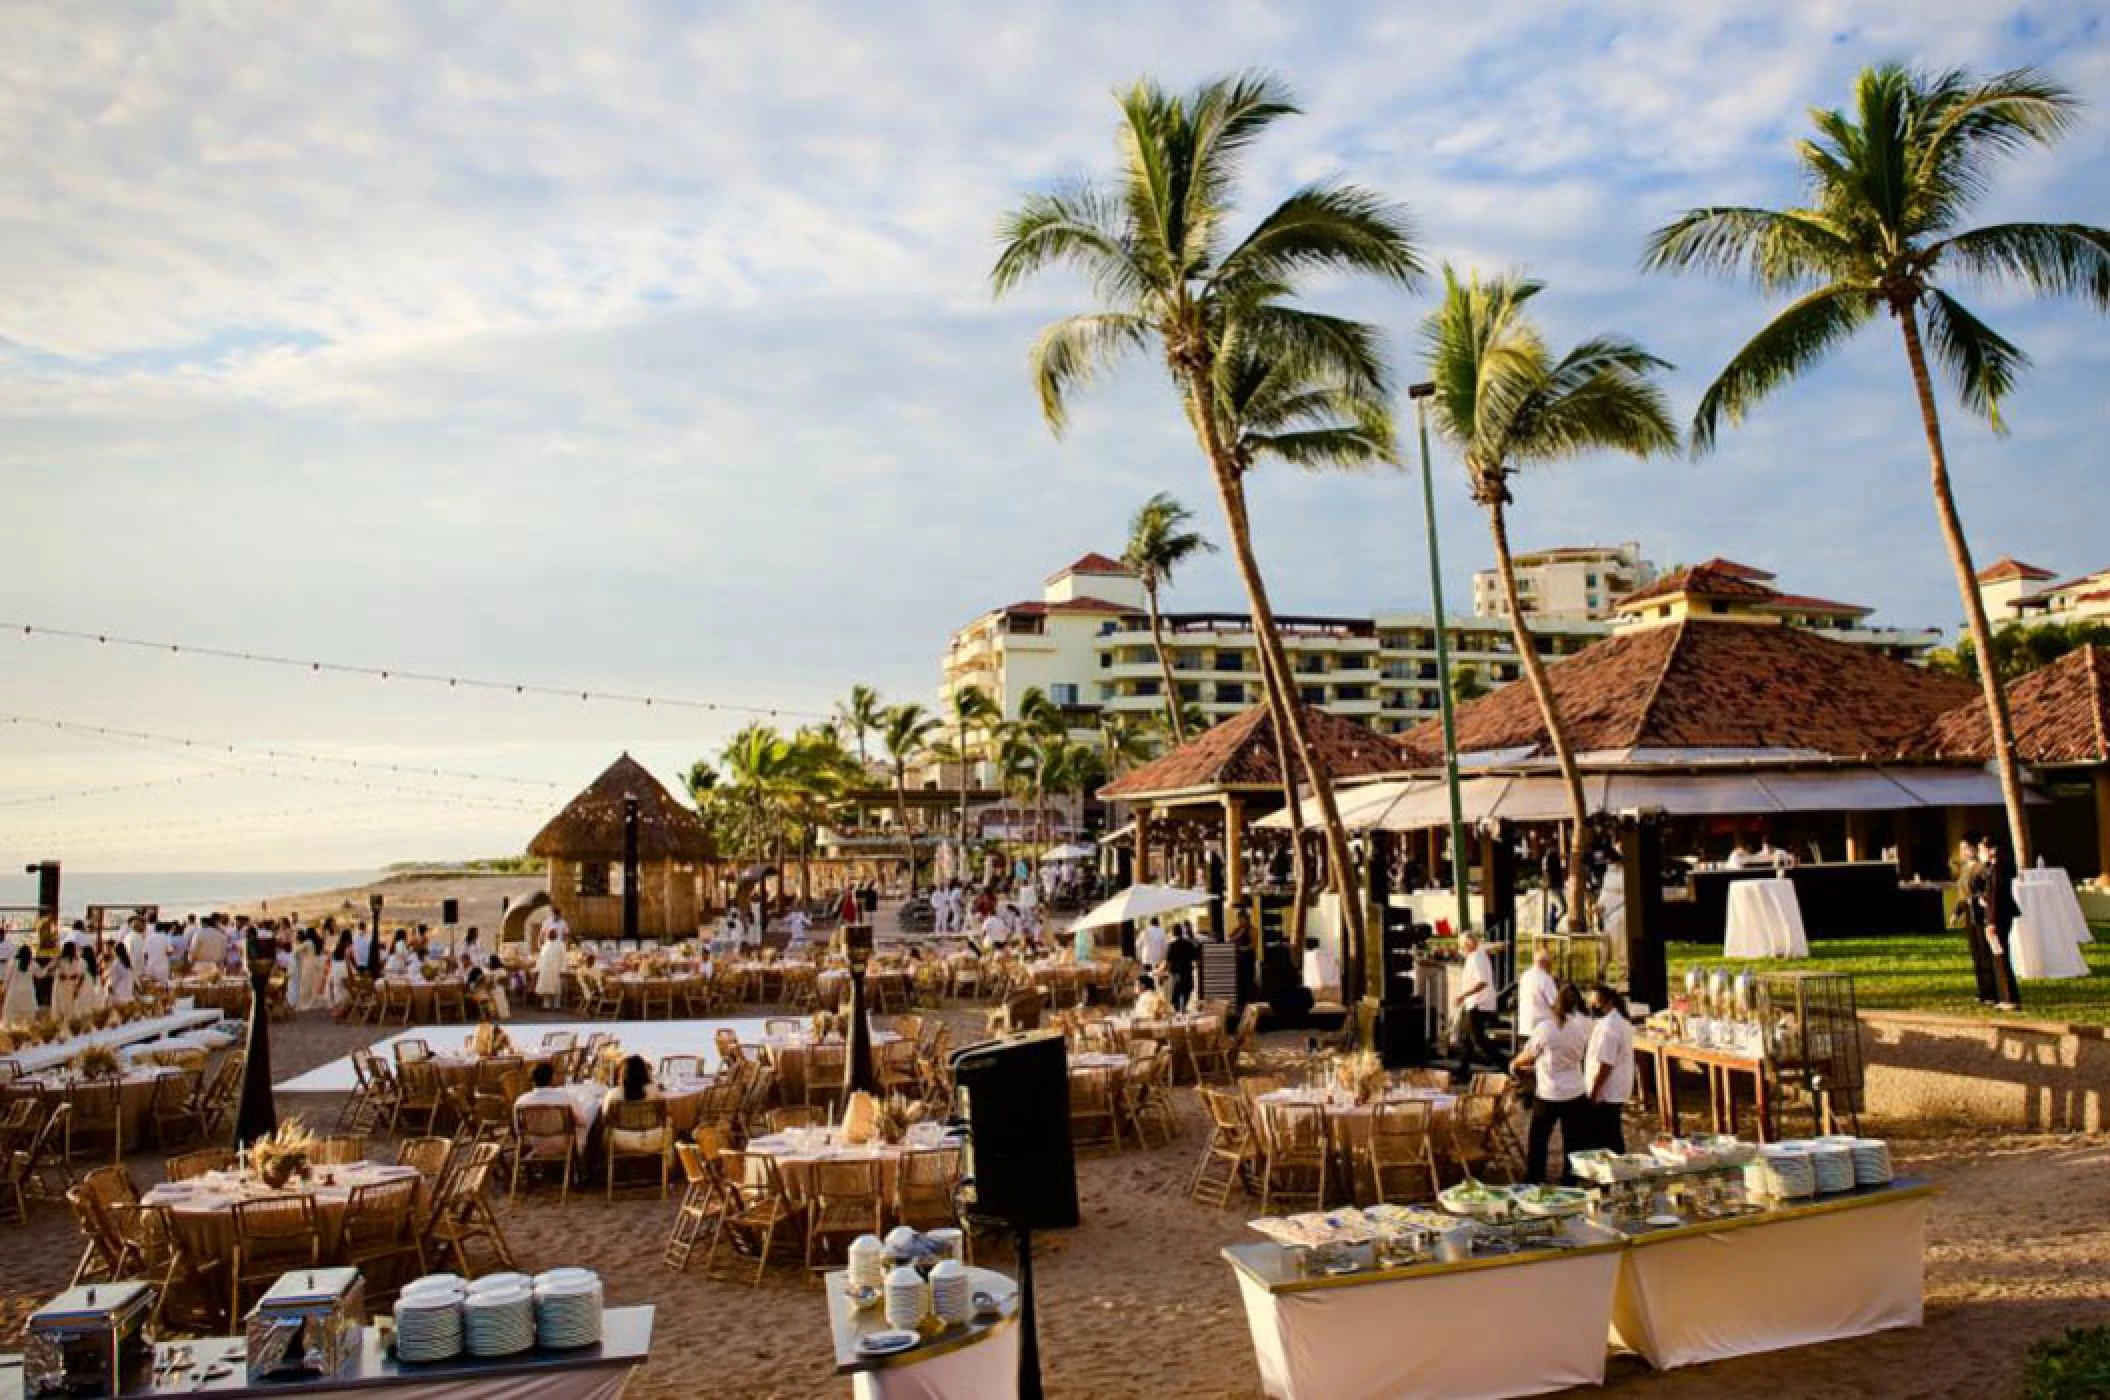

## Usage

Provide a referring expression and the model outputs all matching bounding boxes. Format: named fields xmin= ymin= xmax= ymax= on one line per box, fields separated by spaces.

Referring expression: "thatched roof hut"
xmin=528 ymin=753 xmax=712 ymax=940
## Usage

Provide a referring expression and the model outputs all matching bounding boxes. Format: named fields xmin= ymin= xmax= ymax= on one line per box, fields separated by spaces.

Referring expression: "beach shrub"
xmin=2022 ymin=1325 xmax=2110 ymax=1399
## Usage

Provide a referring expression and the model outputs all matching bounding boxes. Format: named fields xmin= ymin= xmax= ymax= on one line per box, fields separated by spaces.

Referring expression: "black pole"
xmin=1014 ymin=1224 xmax=1043 ymax=1400
xmin=365 ymin=894 xmax=384 ymax=978
xmin=622 ymin=794 xmax=641 ymax=942
xmin=843 ymin=920 xmax=877 ymax=1095
xmin=26 ymin=861 xmax=60 ymax=932
xmin=233 ymin=931 xmax=279 ymax=1148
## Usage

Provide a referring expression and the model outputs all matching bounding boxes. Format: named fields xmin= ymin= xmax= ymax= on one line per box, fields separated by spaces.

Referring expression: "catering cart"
xmin=823 ymin=1267 xmax=1020 ymax=1400
xmin=1611 ymin=1180 xmax=1932 ymax=1370
xmin=1223 ymin=1220 xmax=1625 ymax=1400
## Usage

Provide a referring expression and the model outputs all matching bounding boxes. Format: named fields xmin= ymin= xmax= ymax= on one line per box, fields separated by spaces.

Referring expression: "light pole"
xmin=1410 ymin=383 xmax=1472 ymax=931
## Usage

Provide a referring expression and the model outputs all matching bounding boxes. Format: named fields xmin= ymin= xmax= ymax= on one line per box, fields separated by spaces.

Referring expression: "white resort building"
xmin=1470 ymin=541 xmax=1656 ymax=622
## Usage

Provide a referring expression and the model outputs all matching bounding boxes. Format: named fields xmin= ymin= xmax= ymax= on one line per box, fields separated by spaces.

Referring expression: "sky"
xmin=1 ymin=0 xmax=2105 ymax=872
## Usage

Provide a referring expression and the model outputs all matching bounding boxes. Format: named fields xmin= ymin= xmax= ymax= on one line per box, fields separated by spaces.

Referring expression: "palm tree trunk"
xmin=1897 ymin=304 xmax=2033 ymax=866
xmin=1145 ymin=578 xmax=1188 ymax=744
xmin=1255 ymin=616 xmax=1311 ymax=944
xmin=895 ymin=773 xmax=918 ymax=897
xmin=1486 ymin=496 xmax=1590 ymax=932
xmin=957 ymin=717 xmax=971 ymax=863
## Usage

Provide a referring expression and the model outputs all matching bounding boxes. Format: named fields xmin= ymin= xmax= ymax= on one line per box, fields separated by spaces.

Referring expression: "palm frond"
xmin=1027 ymin=312 xmax=1152 ymax=434
xmin=1115 ymin=80 xmax=1184 ymax=286
xmin=1182 ymin=72 xmax=1300 ymax=265
xmin=1237 ymin=303 xmax=1392 ymax=399
xmin=1640 ymin=206 xmax=1853 ymax=290
xmin=1211 ymin=182 xmax=1423 ymax=297
xmin=1934 ymin=222 xmax=2110 ymax=309
xmin=1920 ymin=289 xmax=2028 ymax=431
xmin=1690 ymin=285 xmax=1872 ymax=453
xmin=1244 ymin=423 xmax=1395 ymax=471
xmin=1914 ymin=67 xmax=2082 ymax=224
xmin=991 ymin=183 xmax=1143 ymax=301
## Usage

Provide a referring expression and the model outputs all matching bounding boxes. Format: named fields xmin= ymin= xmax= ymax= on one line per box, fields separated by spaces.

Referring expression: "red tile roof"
xmin=1053 ymin=552 xmax=1135 ymax=577
xmin=1003 ymin=597 xmax=1137 ymax=616
xmin=1393 ymin=619 xmax=1976 ymax=760
xmin=1613 ymin=562 xmax=1781 ymax=610
xmin=1693 ymin=558 xmax=1776 ymax=581
xmin=1099 ymin=701 xmax=1398 ymax=799
xmin=1763 ymin=593 xmax=1872 ymax=618
xmin=1917 ymin=646 xmax=2110 ymax=766
xmin=1976 ymin=557 xmax=2057 ymax=584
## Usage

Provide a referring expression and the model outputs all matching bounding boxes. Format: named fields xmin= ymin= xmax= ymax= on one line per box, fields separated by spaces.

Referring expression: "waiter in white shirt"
xmin=144 ymin=924 xmax=173 ymax=983
xmin=1516 ymin=948 xmax=1559 ymax=1042
xmin=122 ymin=918 xmax=148 ymax=973
xmin=1138 ymin=917 xmax=1168 ymax=976
xmin=1584 ymin=984 xmax=1637 ymax=1153
xmin=1449 ymin=932 xmax=1499 ymax=1065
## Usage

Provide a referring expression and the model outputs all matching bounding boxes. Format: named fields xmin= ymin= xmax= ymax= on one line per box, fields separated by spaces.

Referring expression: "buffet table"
xmin=0 ymin=1306 xmax=653 ymax=1399
xmin=1223 ymin=1220 xmax=1626 ymax=1400
xmin=1611 ymin=1179 xmax=1933 ymax=1370
xmin=1724 ymin=877 xmax=1809 ymax=959
xmin=824 ymin=1267 xmax=1019 ymax=1400
xmin=1633 ymin=1033 xmax=1775 ymax=1143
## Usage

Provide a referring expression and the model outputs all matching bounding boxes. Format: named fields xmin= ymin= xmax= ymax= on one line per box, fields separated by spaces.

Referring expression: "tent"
xmin=1067 ymin=883 xmax=1213 ymax=931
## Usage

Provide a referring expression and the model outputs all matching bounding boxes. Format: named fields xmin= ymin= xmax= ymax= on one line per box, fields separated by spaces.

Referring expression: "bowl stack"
xmin=1848 ymin=1137 xmax=1894 ymax=1187
xmin=462 ymin=1278 xmax=536 ymax=1358
xmin=884 ymin=1265 xmax=927 ymax=1332
xmin=394 ymin=1279 xmax=466 ymax=1363
xmin=532 ymin=1269 xmax=604 ymax=1349
xmin=1756 ymin=1143 xmax=1816 ymax=1199
xmin=929 ymin=1260 xmax=971 ymax=1326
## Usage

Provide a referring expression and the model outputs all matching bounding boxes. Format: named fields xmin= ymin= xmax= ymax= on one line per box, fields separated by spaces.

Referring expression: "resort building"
xmin=1974 ymin=556 xmax=2110 ymax=629
xmin=1470 ymin=541 xmax=1655 ymax=622
xmin=1609 ymin=558 xmax=1943 ymax=662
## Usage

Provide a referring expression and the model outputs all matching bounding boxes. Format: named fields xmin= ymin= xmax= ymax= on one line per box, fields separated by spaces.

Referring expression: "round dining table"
xmin=141 ymin=1161 xmax=428 ymax=1258
xmin=744 ymin=1123 xmax=958 ymax=1201
xmin=1254 ymin=1085 xmax=1459 ymax=1152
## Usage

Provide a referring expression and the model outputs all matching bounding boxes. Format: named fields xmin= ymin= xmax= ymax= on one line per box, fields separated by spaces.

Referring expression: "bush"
xmin=2023 ymin=1326 xmax=2110 ymax=1399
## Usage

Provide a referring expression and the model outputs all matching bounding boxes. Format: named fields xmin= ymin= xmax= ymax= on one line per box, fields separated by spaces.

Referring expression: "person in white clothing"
xmin=1511 ymin=983 xmax=1592 ymax=1183
xmin=1138 ymin=918 xmax=1168 ymax=974
xmin=1449 ymin=933 xmax=1499 ymax=1064
xmin=105 ymin=945 xmax=137 ymax=1007
xmin=980 ymin=912 xmax=1010 ymax=948
xmin=143 ymin=925 xmax=173 ymax=984
xmin=785 ymin=908 xmax=811 ymax=952
xmin=121 ymin=918 xmax=147 ymax=974
xmin=1516 ymin=949 xmax=1559 ymax=1042
xmin=1583 ymin=984 xmax=1637 ymax=1153
xmin=534 ymin=928 xmax=567 ymax=1010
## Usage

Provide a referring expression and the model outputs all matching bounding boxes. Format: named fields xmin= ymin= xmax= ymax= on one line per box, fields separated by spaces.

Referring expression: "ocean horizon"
xmin=0 ymin=869 xmax=380 ymax=921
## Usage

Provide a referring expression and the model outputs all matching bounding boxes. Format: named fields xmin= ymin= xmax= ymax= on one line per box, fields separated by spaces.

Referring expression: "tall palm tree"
xmin=1421 ymin=268 xmax=1679 ymax=927
xmin=879 ymin=703 xmax=941 ymax=895
xmin=947 ymin=685 xmax=1002 ymax=853
xmin=1644 ymin=63 xmax=2110 ymax=865
xmin=835 ymin=684 xmax=887 ymax=771
xmin=994 ymin=71 xmax=1420 ymax=967
xmin=1123 ymin=493 xmax=1216 ymax=743
xmin=1097 ymin=710 xmax=1154 ymax=777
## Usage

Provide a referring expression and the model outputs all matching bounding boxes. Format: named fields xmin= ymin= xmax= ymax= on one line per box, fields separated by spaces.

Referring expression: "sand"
xmin=1 ymin=997 xmax=2103 ymax=1396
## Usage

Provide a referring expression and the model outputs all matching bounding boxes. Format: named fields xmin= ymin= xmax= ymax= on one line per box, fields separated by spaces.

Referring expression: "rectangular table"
xmin=824 ymin=1268 xmax=1019 ymax=1400
xmin=6 ymin=1007 xmax=225 ymax=1074
xmin=1610 ymin=1181 xmax=1932 ymax=1370
xmin=1634 ymin=1034 xmax=1775 ymax=1143
xmin=1224 ymin=1223 xmax=1626 ymax=1400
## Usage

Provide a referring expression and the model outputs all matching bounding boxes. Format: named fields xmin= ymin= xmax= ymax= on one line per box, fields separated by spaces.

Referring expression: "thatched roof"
xmin=1099 ymin=701 xmax=1398 ymax=801
xmin=527 ymin=753 xmax=714 ymax=863
xmin=1395 ymin=620 xmax=1976 ymax=762
xmin=1918 ymin=646 xmax=2110 ymax=767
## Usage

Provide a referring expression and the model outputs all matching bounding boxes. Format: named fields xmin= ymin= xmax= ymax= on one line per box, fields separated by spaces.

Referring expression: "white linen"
xmin=1235 ymin=1249 xmax=1621 ymax=1399
xmin=2016 ymin=868 xmax=2092 ymax=941
xmin=1610 ymin=1192 xmax=1929 ymax=1370
xmin=851 ymin=1320 xmax=1020 ymax=1400
xmin=2009 ymin=878 xmax=2091 ymax=980
xmin=1723 ymin=878 xmax=1809 ymax=959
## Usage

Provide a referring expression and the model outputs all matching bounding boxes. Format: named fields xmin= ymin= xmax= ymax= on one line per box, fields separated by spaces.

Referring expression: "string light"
xmin=1 ymin=799 xmax=516 ymax=849
xmin=4 ymin=623 xmax=823 ymax=719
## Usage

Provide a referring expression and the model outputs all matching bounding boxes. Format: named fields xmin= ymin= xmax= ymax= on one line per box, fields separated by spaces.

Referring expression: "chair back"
xmin=657 ymin=1055 xmax=705 ymax=1083
xmin=342 ymin=1175 xmax=421 ymax=1248
xmin=396 ymin=1135 xmax=454 ymax=1179
xmin=393 ymin=1039 xmax=431 ymax=1066
xmin=165 ymin=1147 xmax=235 ymax=1181
xmin=516 ymin=1103 xmax=576 ymax=1157
xmin=607 ymin=1098 xmax=668 ymax=1141
xmin=232 ymin=1194 xmax=321 ymax=1268
xmin=311 ymin=1134 xmax=366 ymax=1166
xmin=1261 ymin=1100 xmax=1328 ymax=1156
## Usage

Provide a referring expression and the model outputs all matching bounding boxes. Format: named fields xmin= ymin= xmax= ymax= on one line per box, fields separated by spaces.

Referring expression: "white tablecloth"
xmin=1610 ymin=1191 xmax=1929 ymax=1370
xmin=851 ymin=1323 xmax=1020 ymax=1400
xmin=2010 ymin=877 xmax=2092 ymax=979
xmin=1724 ymin=878 xmax=1809 ymax=959
xmin=1234 ymin=1250 xmax=1622 ymax=1399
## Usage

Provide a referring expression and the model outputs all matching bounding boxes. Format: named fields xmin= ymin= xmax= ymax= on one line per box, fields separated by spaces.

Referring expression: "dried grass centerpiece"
xmin=1336 ymin=1048 xmax=1386 ymax=1104
xmin=29 ymin=1012 xmax=62 ymax=1045
xmin=72 ymin=1044 xmax=124 ymax=1081
xmin=872 ymin=1094 xmax=927 ymax=1147
xmin=252 ymin=1119 xmax=316 ymax=1189
xmin=420 ymin=959 xmax=450 ymax=983
xmin=810 ymin=1010 xmax=843 ymax=1043
xmin=470 ymin=1022 xmax=514 ymax=1058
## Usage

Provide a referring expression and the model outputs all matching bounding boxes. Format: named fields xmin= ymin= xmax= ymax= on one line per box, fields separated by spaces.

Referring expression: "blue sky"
xmin=1 ymin=1 xmax=2105 ymax=869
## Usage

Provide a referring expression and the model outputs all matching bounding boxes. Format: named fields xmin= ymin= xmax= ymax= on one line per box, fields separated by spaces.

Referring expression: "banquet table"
xmin=1610 ymin=1179 xmax=1933 ymax=1370
xmin=826 ymin=1267 xmax=1019 ymax=1400
xmin=2010 ymin=874 xmax=2092 ymax=979
xmin=1632 ymin=1034 xmax=1774 ymax=1143
xmin=761 ymin=1031 xmax=902 ymax=1103
xmin=141 ymin=1161 xmax=428 ymax=1259
xmin=0 ymin=1008 xmax=223 ymax=1075
xmin=4 ymin=1067 xmax=168 ymax=1142
xmin=745 ymin=1123 xmax=957 ymax=1202
xmin=1224 ymin=1219 xmax=1626 ymax=1399
xmin=1724 ymin=878 xmax=1809 ymax=959
xmin=1253 ymin=1086 xmax=1458 ymax=1152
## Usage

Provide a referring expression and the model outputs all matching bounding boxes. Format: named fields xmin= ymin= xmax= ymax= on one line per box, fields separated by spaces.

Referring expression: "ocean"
xmin=0 ymin=869 xmax=377 ymax=920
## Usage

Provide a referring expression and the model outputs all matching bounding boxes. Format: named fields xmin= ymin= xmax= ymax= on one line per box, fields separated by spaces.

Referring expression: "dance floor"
xmin=274 ymin=1016 xmax=774 ymax=1093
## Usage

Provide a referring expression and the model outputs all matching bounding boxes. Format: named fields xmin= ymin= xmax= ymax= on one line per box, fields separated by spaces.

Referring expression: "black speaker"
xmin=441 ymin=898 xmax=460 ymax=926
xmin=950 ymin=1032 xmax=1079 ymax=1231
xmin=1374 ymin=1001 xmax=1429 ymax=1069
xmin=1379 ymin=909 xmax=1426 ymax=1007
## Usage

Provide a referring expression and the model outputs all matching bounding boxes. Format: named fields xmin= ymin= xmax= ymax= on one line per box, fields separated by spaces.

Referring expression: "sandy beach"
xmin=229 ymin=871 xmax=545 ymax=932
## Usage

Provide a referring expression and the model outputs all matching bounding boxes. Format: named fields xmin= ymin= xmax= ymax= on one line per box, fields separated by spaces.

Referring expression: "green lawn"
xmin=1666 ymin=929 xmax=2110 ymax=1027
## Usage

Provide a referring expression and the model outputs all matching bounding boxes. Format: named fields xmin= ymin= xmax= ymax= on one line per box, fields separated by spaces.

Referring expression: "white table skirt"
xmin=851 ymin=1323 xmax=1020 ymax=1400
xmin=1236 ymin=1251 xmax=1622 ymax=1400
xmin=1724 ymin=878 xmax=1809 ymax=959
xmin=2015 ymin=868 xmax=2090 ymax=946
xmin=1610 ymin=1193 xmax=1929 ymax=1370
xmin=2011 ymin=877 xmax=2093 ymax=979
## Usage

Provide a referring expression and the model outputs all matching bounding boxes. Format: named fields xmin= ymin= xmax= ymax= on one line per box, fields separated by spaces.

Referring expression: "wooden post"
xmin=1891 ymin=810 xmax=1913 ymax=878
xmin=1844 ymin=812 xmax=1868 ymax=862
xmin=2096 ymin=770 xmax=2110 ymax=883
xmin=1223 ymin=795 xmax=1246 ymax=946
xmin=1133 ymin=804 xmax=1152 ymax=884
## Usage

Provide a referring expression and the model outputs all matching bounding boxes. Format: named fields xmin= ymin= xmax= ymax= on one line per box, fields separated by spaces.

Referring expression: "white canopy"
xmin=1041 ymin=843 xmax=1096 ymax=862
xmin=1068 ymin=883 xmax=1213 ymax=931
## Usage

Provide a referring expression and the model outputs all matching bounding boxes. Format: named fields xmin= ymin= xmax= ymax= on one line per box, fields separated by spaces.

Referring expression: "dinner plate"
xmin=1644 ymin=1214 xmax=1683 ymax=1228
xmin=858 ymin=1330 xmax=920 ymax=1356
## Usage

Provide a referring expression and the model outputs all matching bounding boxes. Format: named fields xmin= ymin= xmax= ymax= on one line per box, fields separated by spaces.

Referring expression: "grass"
xmin=1666 ymin=928 xmax=2110 ymax=1028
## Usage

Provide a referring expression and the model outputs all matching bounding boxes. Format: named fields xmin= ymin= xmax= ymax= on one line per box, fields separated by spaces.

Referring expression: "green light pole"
xmin=1410 ymin=383 xmax=1472 ymax=931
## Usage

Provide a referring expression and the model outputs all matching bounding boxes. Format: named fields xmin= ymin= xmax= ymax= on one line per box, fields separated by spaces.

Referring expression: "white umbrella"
xmin=1067 ymin=883 xmax=1214 ymax=931
xmin=1042 ymin=843 xmax=1096 ymax=862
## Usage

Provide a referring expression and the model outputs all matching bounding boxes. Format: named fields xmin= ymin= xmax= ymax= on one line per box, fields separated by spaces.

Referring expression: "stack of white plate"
xmin=462 ymin=1281 xmax=536 ymax=1358
xmin=532 ymin=1268 xmax=604 ymax=1350
xmin=1809 ymin=1139 xmax=1856 ymax=1194
xmin=929 ymin=1260 xmax=971 ymax=1326
xmin=1848 ymin=1137 xmax=1894 ymax=1186
xmin=394 ymin=1281 xmax=465 ymax=1363
xmin=846 ymin=1235 xmax=885 ymax=1291
xmin=1759 ymin=1143 xmax=1816 ymax=1199
xmin=884 ymin=1265 xmax=927 ymax=1332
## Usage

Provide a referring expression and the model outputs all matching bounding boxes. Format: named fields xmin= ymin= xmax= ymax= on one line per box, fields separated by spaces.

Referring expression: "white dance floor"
xmin=275 ymin=1017 xmax=776 ymax=1093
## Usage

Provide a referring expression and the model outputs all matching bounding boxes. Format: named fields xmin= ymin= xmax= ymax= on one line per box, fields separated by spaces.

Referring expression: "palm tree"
xmin=1123 ymin=493 xmax=1216 ymax=743
xmin=1644 ymin=63 xmax=2110 ymax=865
xmin=835 ymin=684 xmax=887 ymax=771
xmin=1421 ymin=268 xmax=1679 ymax=927
xmin=994 ymin=71 xmax=1420 ymax=966
xmin=945 ymin=684 xmax=1002 ymax=854
xmin=879 ymin=703 xmax=941 ymax=895
xmin=1097 ymin=710 xmax=1154 ymax=777
xmin=1449 ymin=664 xmax=1489 ymax=707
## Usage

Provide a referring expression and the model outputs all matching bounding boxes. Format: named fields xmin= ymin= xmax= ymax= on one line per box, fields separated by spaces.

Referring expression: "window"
xmin=1050 ymin=683 xmax=1078 ymax=706
xmin=1217 ymin=682 xmax=1246 ymax=705
xmin=576 ymin=862 xmax=611 ymax=897
xmin=1178 ymin=683 xmax=1200 ymax=702
xmin=1299 ymin=686 xmax=1325 ymax=705
xmin=1336 ymin=685 xmax=1367 ymax=702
